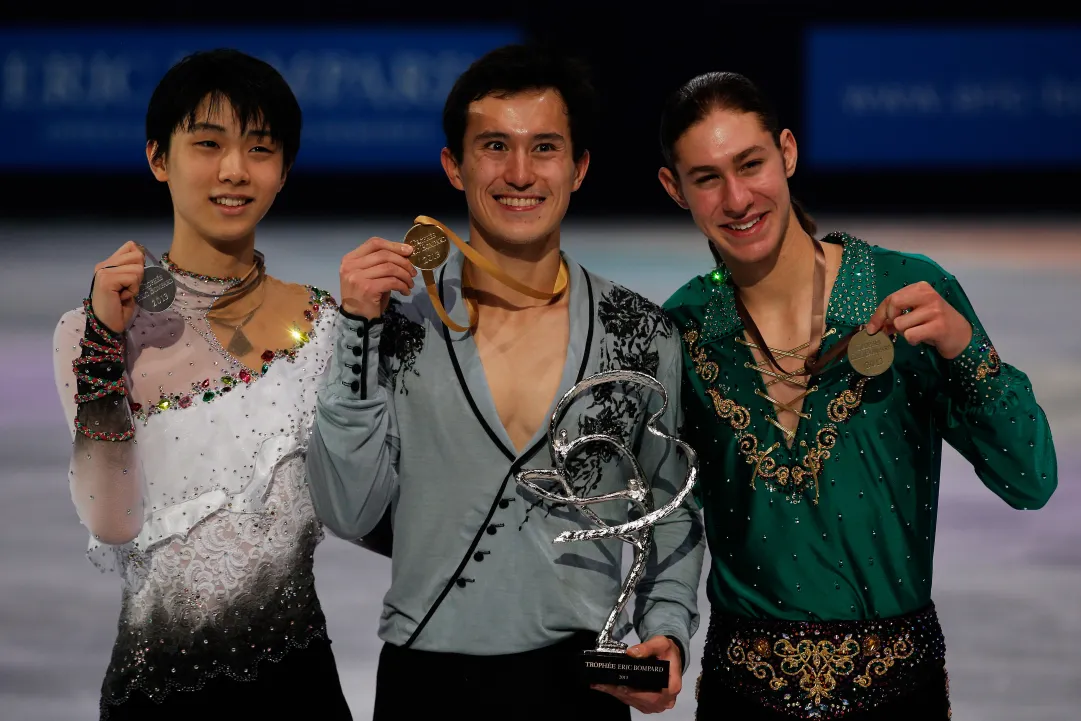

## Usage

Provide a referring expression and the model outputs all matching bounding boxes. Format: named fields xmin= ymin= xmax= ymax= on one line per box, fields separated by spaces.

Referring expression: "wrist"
xmin=938 ymin=320 xmax=973 ymax=361
xmin=339 ymin=305 xmax=381 ymax=323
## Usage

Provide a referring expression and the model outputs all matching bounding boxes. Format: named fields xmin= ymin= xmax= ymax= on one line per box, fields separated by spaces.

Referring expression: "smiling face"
xmin=147 ymin=95 xmax=287 ymax=246
xmin=659 ymin=106 xmax=799 ymax=267
xmin=440 ymin=88 xmax=589 ymax=249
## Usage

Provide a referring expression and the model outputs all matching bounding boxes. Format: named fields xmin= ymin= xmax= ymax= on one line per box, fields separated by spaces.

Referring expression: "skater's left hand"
xmin=592 ymin=635 xmax=682 ymax=713
xmin=865 ymin=281 xmax=972 ymax=360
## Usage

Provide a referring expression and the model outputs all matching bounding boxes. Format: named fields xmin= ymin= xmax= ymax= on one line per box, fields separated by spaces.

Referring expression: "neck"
xmin=166 ymin=214 xmax=256 ymax=279
xmin=464 ymin=216 xmax=564 ymax=309
xmin=724 ymin=208 xmax=815 ymax=316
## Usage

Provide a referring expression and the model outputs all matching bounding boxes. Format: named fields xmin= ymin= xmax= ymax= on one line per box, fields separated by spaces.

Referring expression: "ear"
xmin=779 ymin=129 xmax=798 ymax=179
xmin=658 ymin=167 xmax=689 ymax=209
xmin=146 ymin=141 xmax=168 ymax=182
xmin=440 ymin=147 xmax=465 ymax=191
xmin=278 ymin=163 xmax=290 ymax=193
xmin=570 ymin=150 xmax=590 ymax=192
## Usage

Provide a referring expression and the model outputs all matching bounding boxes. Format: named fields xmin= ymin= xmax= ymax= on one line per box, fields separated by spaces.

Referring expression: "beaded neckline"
xmin=698 ymin=233 xmax=880 ymax=344
xmin=129 ymin=286 xmax=336 ymax=422
xmin=161 ymin=252 xmax=244 ymax=284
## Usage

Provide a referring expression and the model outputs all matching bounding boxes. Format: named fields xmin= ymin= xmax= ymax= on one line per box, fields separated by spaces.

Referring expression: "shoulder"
xmin=587 ymin=270 xmax=676 ymax=340
xmin=662 ymin=270 xmax=719 ymax=336
xmin=827 ymin=231 xmax=959 ymax=296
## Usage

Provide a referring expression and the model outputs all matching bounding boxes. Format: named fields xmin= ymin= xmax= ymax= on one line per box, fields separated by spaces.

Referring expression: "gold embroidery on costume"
xmin=976 ymin=348 xmax=1000 ymax=381
xmin=854 ymin=637 xmax=915 ymax=688
xmin=683 ymin=327 xmax=870 ymax=505
xmin=776 ymin=638 xmax=861 ymax=704
xmin=726 ymin=633 xmax=916 ymax=706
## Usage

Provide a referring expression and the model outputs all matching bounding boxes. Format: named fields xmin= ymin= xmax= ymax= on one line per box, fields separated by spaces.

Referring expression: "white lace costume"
xmin=52 ymin=262 xmax=338 ymax=707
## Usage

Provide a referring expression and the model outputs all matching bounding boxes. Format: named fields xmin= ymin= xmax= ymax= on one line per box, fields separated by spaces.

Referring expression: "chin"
xmin=486 ymin=220 xmax=556 ymax=247
xmin=202 ymin=222 xmax=259 ymax=244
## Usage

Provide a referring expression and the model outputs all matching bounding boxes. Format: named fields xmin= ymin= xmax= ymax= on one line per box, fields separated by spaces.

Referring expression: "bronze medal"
xmin=404 ymin=222 xmax=450 ymax=271
xmin=847 ymin=328 xmax=894 ymax=377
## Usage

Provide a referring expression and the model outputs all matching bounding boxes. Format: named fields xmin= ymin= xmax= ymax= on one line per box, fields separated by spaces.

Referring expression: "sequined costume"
xmin=52 ymin=260 xmax=352 ymax=719
xmin=663 ymin=232 xmax=1057 ymax=719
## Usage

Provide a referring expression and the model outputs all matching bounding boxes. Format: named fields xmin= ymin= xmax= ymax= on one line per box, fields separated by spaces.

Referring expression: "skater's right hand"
xmin=91 ymin=241 xmax=146 ymax=334
xmin=339 ymin=237 xmax=417 ymax=320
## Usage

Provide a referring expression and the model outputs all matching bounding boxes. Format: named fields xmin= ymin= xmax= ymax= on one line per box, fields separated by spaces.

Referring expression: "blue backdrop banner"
xmin=803 ymin=26 xmax=1081 ymax=168
xmin=0 ymin=26 xmax=522 ymax=171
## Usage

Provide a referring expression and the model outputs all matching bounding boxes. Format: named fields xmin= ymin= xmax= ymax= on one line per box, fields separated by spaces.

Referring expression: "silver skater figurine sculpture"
xmin=515 ymin=369 xmax=699 ymax=691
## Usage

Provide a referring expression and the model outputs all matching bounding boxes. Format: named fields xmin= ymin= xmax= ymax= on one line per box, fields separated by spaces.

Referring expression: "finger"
xmin=617 ymin=690 xmax=668 ymax=714
xmin=864 ymin=298 xmax=892 ymax=336
xmin=890 ymin=305 xmax=937 ymax=335
xmin=109 ymin=250 xmax=146 ymax=268
xmin=349 ymin=249 xmax=419 ymax=275
xmin=348 ymin=265 xmax=415 ymax=292
xmin=96 ymin=269 xmax=144 ymax=293
xmin=100 ymin=248 xmax=145 ymax=270
xmin=900 ymin=318 xmax=943 ymax=347
xmin=96 ymin=254 xmax=145 ymax=274
xmin=368 ymin=278 xmax=411 ymax=296
xmin=629 ymin=636 xmax=671 ymax=657
xmin=345 ymin=238 xmax=413 ymax=261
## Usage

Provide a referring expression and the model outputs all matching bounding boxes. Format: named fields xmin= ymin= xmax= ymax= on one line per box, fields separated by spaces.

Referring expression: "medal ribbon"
xmin=412 ymin=215 xmax=568 ymax=333
xmin=729 ymin=237 xmax=887 ymax=378
xmin=733 ymin=238 xmax=829 ymax=375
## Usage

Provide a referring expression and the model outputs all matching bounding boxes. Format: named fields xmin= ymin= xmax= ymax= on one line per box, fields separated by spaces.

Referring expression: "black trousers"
xmin=373 ymin=632 xmax=632 ymax=721
xmin=695 ymin=663 xmax=952 ymax=720
xmin=100 ymin=638 xmax=352 ymax=720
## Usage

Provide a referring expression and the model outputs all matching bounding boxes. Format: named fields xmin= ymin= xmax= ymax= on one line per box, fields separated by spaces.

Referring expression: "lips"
xmin=720 ymin=211 xmax=768 ymax=239
xmin=494 ymin=195 xmax=545 ymax=209
xmin=211 ymin=196 xmax=253 ymax=207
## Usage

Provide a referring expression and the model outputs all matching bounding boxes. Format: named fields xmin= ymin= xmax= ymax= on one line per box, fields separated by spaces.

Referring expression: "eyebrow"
xmin=687 ymin=144 xmax=767 ymax=174
xmin=473 ymin=131 xmax=566 ymax=144
xmin=190 ymin=122 xmax=271 ymax=138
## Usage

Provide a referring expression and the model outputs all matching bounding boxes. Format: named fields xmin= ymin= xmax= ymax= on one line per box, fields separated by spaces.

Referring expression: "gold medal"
xmin=405 ymin=215 xmax=569 ymax=333
xmin=847 ymin=328 xmax=894 ymax=377
xmin=404 ymin=222 xmax=450 ymax=271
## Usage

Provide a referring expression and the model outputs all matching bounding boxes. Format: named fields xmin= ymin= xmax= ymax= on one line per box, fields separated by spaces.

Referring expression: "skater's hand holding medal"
xmin=806 ymin=280 xmax=973 ymax=378
xmin=380 ymin=215 xmax=567 ymax=332
xmin=339 ymin=237 xmax=418 ymax=320
xmin=91 ymin=241 xmax=149 ymax=334
xmin=862 ymin=280 xmax=973 ymax=361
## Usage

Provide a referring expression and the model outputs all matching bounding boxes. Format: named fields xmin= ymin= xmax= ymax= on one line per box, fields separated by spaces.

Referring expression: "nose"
xmin=218 ymin=148 xmax=249 ymax=185
xmin=722 ymin=176 xmax=754 ymax=217
xmin=503 ymin=147 xmax=535 ymax=190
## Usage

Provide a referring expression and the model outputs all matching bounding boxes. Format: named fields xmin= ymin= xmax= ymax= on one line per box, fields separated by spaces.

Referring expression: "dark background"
xmin=2 ymin=3 xmax=1079 ymax=220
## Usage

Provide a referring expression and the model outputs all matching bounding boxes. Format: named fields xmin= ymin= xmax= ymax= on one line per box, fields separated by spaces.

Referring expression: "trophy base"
xmin=578 ymin=650 xmax=670 ymax=691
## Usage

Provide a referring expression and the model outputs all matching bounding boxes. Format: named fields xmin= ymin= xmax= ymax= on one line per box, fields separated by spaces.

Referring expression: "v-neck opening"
xmin=440 ymin=256 xmax=596 ymax=464
xmin=738 ymin=237 xmax=851 ymax=454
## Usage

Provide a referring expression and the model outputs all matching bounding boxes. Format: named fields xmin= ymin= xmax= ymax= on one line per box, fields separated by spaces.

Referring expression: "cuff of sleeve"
xmin=947 ymin=325 xmax=1003 ymax=407
xmin=664 ymin=635 xmax=687 ymax=675
xmin=639 ymin=621 xmax=692 ymax=676
xmin=82 ymin=298 xmax=125 ymax=348
xmin=330 ymin=309 xmax=383 ymax=401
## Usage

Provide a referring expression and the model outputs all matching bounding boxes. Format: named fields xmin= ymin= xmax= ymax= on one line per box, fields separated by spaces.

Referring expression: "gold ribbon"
xmin=412 ymin=215 xmax=568 ymax=333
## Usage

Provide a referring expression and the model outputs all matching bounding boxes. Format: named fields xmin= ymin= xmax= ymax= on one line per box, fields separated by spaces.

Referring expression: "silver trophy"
xmin=515 ymin=370 xmax=698 ymax=691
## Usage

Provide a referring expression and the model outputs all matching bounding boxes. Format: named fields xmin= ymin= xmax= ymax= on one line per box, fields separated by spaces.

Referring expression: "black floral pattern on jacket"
xmin=379 ymin=299 xmax=425 ymax=394
xmin=523 ymin=282 xmax=675 ymax=524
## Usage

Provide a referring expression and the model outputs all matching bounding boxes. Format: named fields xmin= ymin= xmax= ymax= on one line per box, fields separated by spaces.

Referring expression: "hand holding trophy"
xmin=515 ymin=370 xmax=699 ymax=695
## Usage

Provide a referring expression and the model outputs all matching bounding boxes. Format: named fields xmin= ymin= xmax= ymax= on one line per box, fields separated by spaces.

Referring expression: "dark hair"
xmin=659 ymin=71 xmax=816 ymax=237
xmin=442 ymin=44 xmax=598 ymax=163
xmin=146 ymin=49 xmax=302 ymax=174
